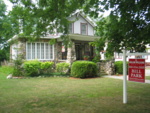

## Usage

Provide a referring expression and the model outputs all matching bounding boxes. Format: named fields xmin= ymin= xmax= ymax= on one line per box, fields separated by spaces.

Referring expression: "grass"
xmin=0 ymin=66 xmax=150 ymax=113
xmin=40 ymin=72 xmax=70 ymax=77
xmin=146 ymin=76 xmax=150 ymax=80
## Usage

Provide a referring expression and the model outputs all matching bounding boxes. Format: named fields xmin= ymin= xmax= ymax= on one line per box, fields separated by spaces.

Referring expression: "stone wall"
xmin=67 ymin=41 xmax=76 ymax=64
xmin=97 ymin=59 xmax=115 ymax=75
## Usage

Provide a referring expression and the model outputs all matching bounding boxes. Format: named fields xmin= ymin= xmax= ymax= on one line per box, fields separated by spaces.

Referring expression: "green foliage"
xmin=92 ymin=56 xmax=100 ymax=63
xmin=71 ymin=61 xmax=97 ymax=78
xmin=49 ymin=39 xmax=56 ymax=45
xmin=56 ymin=62 xmax=70 ymax=74
xmin=114 ymin=61 xmax=128 ymax=74
xmin=94 ymin=0 xmax=150 ymax=53
xmin=23 ymin=60 xmax=41 ymax=77
xmin=40 ymin=62 xmax=54 ymax=74
xmin=0 ymin=47 xmax=10 ymax=63
xmin=8 ymin=0 xmax=87 ymax=38
xmin=89 ymin=38 xmax=105 ymax=57
xmin=0 ymin=0 xmax=15 ymax=49
xmin=12 ymin=55 xmax=24 ymax=76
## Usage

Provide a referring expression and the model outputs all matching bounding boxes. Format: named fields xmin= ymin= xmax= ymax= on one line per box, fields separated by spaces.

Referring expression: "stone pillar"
xmin=18 ymin=41 xmax=26 ymax=59
xmin=54 ymin=43 xmax=58 ymax=63
xmin=66 ymin=41 xmax=76 ymax=64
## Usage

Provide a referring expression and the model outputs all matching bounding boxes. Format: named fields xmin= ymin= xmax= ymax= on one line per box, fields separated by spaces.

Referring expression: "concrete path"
xmin=146 ymin=69 xmax=150 ymax=76
xmin=104 ymin=69 xmax=150 ymax=84
xmin=103 ymin=75 xmax=150 ymax=84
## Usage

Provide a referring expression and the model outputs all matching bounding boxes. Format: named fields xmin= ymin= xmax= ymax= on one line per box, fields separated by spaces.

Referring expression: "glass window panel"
xmin=45 ymin=43 xmax=49 ymax=59
xmin=27 ymin=43 xmax=31 ymax=59
xmin=69 ymin=23 xmax=73 ymax=33
xmin=41 ymin=43 xmax=44 ymax=59
xmin=81 ymin=24 xmax=87 ymax=35
xmin=37 ymin=43 xmax=41 ymax=59
xmin=32 ymin=43 xmax=35 ymax=59
xmin=50 ymin=45 xmax=53 ymax=59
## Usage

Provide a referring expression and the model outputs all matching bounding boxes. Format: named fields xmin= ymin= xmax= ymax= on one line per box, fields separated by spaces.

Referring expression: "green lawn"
xmin=146 ymin=76 xmax=150 ymax=80
xmin=0 ymin=66 xmax=150 ymax=113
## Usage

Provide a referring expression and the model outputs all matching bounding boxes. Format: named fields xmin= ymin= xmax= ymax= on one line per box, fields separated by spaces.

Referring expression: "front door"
xmin=75 ymin=44 xmax=82 ymax=60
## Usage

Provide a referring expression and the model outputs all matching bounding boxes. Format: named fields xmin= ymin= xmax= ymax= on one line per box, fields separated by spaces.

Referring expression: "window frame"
xmin=81 ymin=23 xmax=88 ymax=35
xmin=26 ymin=42 xmax=54 ymax=60
xmin=69 ymin=23 xmax=74 ymax=34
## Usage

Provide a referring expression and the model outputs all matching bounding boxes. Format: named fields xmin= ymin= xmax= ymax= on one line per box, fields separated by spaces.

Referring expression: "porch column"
xmin=67 ymin=41 xmax=76 ymax=64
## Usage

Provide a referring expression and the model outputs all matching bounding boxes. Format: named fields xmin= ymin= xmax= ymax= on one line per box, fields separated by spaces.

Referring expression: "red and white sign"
xmin=128 ymin=59 xmax=145 ymax=83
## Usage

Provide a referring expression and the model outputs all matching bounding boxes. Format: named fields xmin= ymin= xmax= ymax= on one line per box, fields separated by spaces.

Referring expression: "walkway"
xmin=104 ymin=69 xmax=150 ymax=84
xmin=103 ymin=75 xmax=150 ymax=84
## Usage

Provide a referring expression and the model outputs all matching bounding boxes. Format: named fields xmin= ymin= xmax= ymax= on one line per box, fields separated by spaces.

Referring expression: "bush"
xmin=56 ymin=62 xmax=70 ymax=74
xmin=40 ymin=62 xmax=54 ymax=74
xmin=71 ymin=61 xmax=97 ymax=78
xmin=23 ymin=60 xmax=41 ymax=77
xmin=114 ymin=61 xmax=128 ymax=74
xmin=12 ymin=55 xmax=24 ymax=76
xmin=92 ymin=56 xmax=100 ymax=63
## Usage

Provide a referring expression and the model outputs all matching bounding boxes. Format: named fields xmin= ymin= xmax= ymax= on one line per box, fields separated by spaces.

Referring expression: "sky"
xmin=4 ymin=0 xmax=13 ymax=11
xmin=4 ymin=0 xmax=110 ymax=17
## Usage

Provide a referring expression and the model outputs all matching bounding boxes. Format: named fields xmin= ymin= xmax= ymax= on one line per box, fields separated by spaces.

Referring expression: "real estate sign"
xmin=128 ymin=59 xmax=145 ymax=83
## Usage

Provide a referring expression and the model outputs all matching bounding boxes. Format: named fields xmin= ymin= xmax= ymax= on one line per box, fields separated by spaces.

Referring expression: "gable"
xmin=68 ymin=13 xmax=95 ymax=36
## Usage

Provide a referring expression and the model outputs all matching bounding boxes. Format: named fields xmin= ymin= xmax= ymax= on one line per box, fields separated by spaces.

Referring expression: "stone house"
xmin=10 ymin=12 xmax=100 ymax=64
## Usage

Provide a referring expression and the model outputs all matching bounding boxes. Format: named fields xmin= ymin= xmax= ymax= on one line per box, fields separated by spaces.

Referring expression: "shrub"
xmin=23 ymin=60 xmax=41 ymax=77
xmin=56 ymin=62 xmax=70 ymax=74
xmin=12 ymin=55 xmax=24 ymax=76
xmin=40 ymin=62 xmax=54 ymax=74
xmin=71 ymin=61 xmax=97 ymax=78
xmin=92 ymin=55 xmax=100 ymax=63
xmin=114 ymin=61 xmax=128 ymax=74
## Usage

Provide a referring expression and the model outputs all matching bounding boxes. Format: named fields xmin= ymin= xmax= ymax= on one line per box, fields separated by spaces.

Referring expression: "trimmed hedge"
xmin=71 ymin=61 xmax=97 ymax=78
xmin=40 ymin=62 xmax=54 ymax=74
xmin=114 ymin=61 xmax=128 ymax=74
xmin=56 ymin=62 xmax=70 ymax=74
xmin=23 ymin=60 xmax=41 ymax=77
xmin=23 ymin=60 xmax=54 ymax=76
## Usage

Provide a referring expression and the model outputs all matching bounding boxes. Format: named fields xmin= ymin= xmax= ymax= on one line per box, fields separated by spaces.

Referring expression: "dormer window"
xmin=81 ymin=23 xmax=87 ymax=35
xmin=69 ymin=23 xmax=73 ymax=34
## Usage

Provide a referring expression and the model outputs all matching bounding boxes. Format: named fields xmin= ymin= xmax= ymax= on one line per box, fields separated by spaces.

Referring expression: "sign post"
xmin=123 ymin=50 xmax=127 ymax=104
xmin=123 ymin=52 xmax=150 ymax=104
xmin=128 ymin=59 xmax=145 ymax=83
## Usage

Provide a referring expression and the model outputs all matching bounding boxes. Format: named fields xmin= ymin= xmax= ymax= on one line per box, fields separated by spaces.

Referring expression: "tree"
xmin=8 ymin=0 xmax=87 ymax=38
xmin=97 ymin=0 xmax=150 ymax=53
xmin=0 ymin=0 xmax=13 ymax=62
xmin=7 ymin=0 xmax=150 ymax=55
xmin=86 ymin=0 xmax=150 ymax=59
xmin=0 ymin=0 xmax=7 ymax=48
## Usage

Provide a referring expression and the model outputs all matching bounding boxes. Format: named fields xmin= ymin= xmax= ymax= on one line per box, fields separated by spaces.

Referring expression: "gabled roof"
xmin=69 ymin=10 xmax=96 ymax=27
xmin=77 ymin=13 xmax=96 ymax=27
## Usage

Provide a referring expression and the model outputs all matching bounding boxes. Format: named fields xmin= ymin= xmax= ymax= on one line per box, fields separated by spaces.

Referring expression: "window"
xmin=26 ymin=42 xmax=54 ymax=60
xmin=81 ymin=23 xmax=87 ymax=35
xmin=69 ymin=23 xmax=73 ymax=33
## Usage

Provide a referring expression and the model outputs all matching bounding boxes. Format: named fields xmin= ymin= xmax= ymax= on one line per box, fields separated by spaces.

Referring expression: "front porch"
xmin=57 ymin=34 xmax=99 ymax=63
